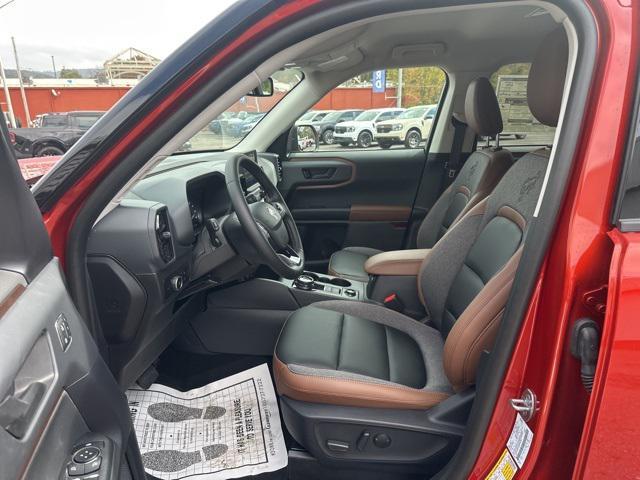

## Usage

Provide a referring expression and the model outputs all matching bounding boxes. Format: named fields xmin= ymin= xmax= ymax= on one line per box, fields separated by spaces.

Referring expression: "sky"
xmin=0 ymin=0 xmax=240 ymax=72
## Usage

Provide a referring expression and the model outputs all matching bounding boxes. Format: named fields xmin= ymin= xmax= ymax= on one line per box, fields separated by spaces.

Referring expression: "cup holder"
xmin=329 ymin=278 xmax=351 ymax=288
xmin=304 ymin=272 xmax=352 ymax=287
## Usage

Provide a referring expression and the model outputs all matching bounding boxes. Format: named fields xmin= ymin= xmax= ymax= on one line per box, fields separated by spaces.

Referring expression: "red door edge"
xmin=575 ymin=230 xmax=640 ymax=477
xmin=469 ymin=0 xmax=637 ymax=477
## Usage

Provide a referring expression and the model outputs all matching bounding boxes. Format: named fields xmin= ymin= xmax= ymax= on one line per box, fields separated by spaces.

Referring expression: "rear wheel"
xmin=35 ymin=144 xmax=65 ymax=157
xmin=357 ymin=130 xmax=373 ymax=148
xmin=404 ymin=129 xmax=422 ymax=149
xmin=321 ymin=129 xmax=335 ymax=145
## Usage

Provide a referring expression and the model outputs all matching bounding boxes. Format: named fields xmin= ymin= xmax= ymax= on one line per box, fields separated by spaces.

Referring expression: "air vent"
xmin=155 ymin=208 xmax=174 ymax=263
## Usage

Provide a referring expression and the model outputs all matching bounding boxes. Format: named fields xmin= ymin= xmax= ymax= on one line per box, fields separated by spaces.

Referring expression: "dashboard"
xmin=85 ymin=150 xmax=280 ymax=387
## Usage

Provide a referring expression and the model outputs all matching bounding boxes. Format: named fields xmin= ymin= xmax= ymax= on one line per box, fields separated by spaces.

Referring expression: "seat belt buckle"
xmin=383 ymin=293 xmax=404 ymax=312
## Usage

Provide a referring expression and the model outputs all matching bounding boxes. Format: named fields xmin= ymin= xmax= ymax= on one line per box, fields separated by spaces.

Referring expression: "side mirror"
xmin=288 ymin=125 xmax=318 ymax=152
xmin=248 ymin=78 xmax=274 ymax=97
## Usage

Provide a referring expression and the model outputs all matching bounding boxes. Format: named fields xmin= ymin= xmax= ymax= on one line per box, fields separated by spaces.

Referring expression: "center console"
xmin=282 ymin=271 xmax=366 ymax=301
xmin=182 ymin=271 xmax=369 ymax=358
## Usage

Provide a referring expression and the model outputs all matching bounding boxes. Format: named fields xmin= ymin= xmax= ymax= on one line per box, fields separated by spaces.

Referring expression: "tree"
xmin=396 ymin=67 xmax=447 ymax=107
xmin=60 ymin=68 xmax=81 ymax=79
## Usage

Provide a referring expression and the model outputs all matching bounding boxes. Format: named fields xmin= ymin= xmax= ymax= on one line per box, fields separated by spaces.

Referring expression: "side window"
xmin=482 ymin=63 xmax=556 ymax=149
xmin=296 ymin=67 xmax=446 ymax=151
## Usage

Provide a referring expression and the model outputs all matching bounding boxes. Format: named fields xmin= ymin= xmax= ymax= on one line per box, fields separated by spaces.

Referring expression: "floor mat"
xmin=126 ymin=363 xmax=287 ymax=480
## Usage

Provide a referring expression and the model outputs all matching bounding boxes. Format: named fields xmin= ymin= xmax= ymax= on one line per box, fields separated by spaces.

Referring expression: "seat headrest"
xmin=464 ymin=77 xmax=503 ymax=137
xmin=528 ymin=28 xmax=569 ymax=127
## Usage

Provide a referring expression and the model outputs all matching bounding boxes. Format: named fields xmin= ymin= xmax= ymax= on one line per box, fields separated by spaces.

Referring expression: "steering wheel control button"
xmin=67 ymin=463 xmax=84 ymax=476
xmin=294 ymin=275 xmax=315 ymax=290
xmin=84 ymin=456 xmax=102 ymax=474
xmin=326 ymin=439 xmax=350 ymax=453
xmin=344 ymin=288 xmax=357 ymax=297
xmin=73 ymin=446 xmax=101 ymax=464
xmin=373 ymin=433 xmax=391 ymax=449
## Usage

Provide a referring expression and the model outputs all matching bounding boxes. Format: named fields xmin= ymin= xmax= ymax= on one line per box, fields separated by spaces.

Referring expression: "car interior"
xmin=6 ymin=2 xmax=585 ymax=479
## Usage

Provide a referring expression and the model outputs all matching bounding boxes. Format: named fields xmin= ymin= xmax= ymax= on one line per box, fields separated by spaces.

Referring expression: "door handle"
xmin=302 ymin=167 xmax=336 ymax=180
xmin=0 ymin=381 xmax=45 ymax=438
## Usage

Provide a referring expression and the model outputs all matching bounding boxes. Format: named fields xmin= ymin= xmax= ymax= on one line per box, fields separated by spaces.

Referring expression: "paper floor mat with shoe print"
xmin=126 ymin=363 xmax=287 ymax=479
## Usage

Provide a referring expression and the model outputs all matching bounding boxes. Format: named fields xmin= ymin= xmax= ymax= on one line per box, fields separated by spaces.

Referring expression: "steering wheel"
xmin=225 ymin=154 xmax=305 ymax=279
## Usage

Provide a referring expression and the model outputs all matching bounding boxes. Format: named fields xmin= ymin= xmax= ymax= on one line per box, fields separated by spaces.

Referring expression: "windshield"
xmin=397 ymin=107 xmax=427 ymax=119
xmin=354 ymin=110 xmax=380 ymax=121
xmin=184 ymin=67 xmax=303 ymax=152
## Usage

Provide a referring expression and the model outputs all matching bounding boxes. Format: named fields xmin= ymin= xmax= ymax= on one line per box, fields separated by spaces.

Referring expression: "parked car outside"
xmin=310 ymin=109 xmax=364 ymax=144
xmin=225 ymin=111 xmax=266 ymax=137
xmin=294 ymin=110 xmax=334 ymax=125
xmin=239 ymin=112 xmax=267 ymax=136
xmin=9 ymin=110 xmax=104 ymax=158
xmin=333 ymin=108 xmax=405 ymax=148
xmin=208 ymin=111 xmax=236 ymax=135
xmin=376 ymin=104 xmax=437 ymax=149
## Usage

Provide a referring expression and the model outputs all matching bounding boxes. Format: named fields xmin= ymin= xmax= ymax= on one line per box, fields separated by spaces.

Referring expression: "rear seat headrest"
xmin=464 ymin=77 xmax=503 ymax=137
xmin=528 ymin=28 xmax=569 ymax=127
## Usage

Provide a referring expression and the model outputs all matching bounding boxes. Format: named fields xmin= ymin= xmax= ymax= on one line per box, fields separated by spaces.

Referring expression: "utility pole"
xmin=0 ymin=55 xmax=16 ymax=128
xmin=396 ymin=68 xmax=403 ymax=108
xmin=11 ymin=36 xmax=31 ymax=126
xmin=51 ymin=55 xmax=57 ymax=79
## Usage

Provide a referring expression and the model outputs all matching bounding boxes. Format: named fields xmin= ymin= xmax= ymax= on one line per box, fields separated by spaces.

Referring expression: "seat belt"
xmin=444 ymin=115 xmax=467 ymax=187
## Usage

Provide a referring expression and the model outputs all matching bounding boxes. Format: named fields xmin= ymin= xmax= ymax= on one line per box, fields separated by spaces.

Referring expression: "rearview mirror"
xmin=248 ymin=78 xmax=274 ymax=97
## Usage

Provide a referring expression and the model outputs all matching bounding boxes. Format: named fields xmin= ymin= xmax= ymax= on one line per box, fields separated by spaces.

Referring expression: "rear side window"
xmin=73 ymin=115 xmax=102 ymax=128
xmin=42 ymin=115 xmax=68 ymax=127
xmin=483 ymin=63 xmax=556 ymax=148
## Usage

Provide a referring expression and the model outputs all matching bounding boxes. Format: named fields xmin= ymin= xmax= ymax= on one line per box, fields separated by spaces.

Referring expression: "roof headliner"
xmin=294 ymin=3 xmax=561 ymax=75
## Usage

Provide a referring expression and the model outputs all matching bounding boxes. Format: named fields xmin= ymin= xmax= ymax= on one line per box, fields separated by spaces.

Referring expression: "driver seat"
xmin=274 ymin=28 xmax=568 ymax=460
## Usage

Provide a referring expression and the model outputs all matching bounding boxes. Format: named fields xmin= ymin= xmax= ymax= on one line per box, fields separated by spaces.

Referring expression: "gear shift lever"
xmin=293 ymin=274 xmax=315 ymax=291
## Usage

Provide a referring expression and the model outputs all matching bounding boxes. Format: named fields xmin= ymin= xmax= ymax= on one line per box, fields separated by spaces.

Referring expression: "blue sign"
xmin=372 ymin=70 xmax=386 ymax=93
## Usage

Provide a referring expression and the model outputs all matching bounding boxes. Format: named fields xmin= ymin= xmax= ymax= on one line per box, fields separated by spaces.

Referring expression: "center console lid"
xmin=364 ymin=249 xmax=430 ymax=276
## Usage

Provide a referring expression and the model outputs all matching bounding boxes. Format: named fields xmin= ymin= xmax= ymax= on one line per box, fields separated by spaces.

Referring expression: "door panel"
xmin=0 ymin=260 xmax=134 ymax=480
xmin=0 ymin=121 xmax=140 ymax=479
xmin=280 ymin=149 xmax=427 ymax=268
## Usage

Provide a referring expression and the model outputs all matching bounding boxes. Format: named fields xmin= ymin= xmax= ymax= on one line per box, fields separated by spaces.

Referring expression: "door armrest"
xmin=364 ymin=249 xmax=431 ymax=276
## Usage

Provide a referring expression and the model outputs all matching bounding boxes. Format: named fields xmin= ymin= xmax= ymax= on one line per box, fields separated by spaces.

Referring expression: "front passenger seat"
xmin=273 ymin=27 xmax=568 ymax=466
xmin=328 ymin=77 xmax=513 ymax=282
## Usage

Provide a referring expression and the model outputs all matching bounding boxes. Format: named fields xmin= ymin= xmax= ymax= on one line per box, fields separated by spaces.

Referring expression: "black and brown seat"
xmin=274 ymin=29 xmax=568 ymax=461
xmin=327 ymin=77 xmax=514 ymax=282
